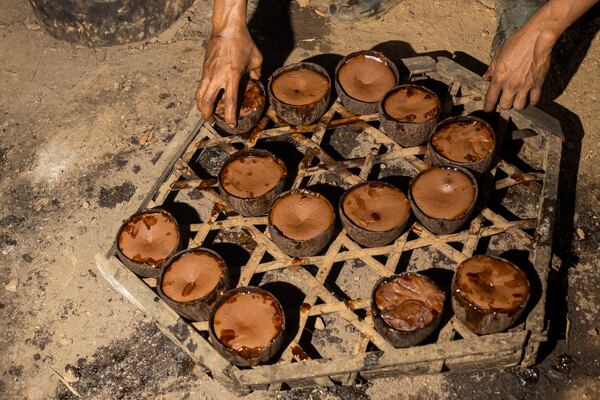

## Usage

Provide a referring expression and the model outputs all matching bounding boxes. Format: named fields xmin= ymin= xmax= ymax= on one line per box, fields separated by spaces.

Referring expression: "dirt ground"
xmin=1 ymin=0 xmax=599 ymax=399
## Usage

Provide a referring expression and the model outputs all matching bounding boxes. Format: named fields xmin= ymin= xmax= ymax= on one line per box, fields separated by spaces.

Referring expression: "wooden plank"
xmin=445 ymin=348 xmax=523 ymax=370
xmin=434 ymin=57 xmax=489 ymax=96
xmin=401 ymin=56 xmax=437 ymax=75
xmin=522 ymin=133 xmax=561 ymax=365
xmin=508 ymin=106 xmax=564 ymax=141
xmin=234 ymin=331 xmax=527 ymax=386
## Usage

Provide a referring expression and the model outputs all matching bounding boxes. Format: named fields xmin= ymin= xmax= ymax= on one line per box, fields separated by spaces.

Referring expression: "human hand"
xmin=196 ymin=27 xmax=262 ymax=126
xmin=483 ymin=27 xmax=555 ymax=112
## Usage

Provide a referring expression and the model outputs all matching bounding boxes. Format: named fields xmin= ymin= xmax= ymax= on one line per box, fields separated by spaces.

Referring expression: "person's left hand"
xmin=483 ymin=27 xmax=556 ymax=112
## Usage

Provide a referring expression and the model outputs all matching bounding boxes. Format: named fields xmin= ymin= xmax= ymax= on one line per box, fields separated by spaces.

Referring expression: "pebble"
xmin=63 ymin=364 xmax=80 ymax=383
xmin=25 ymin=19 xmax=41 ymax=31
xmin=314 ymin=317 xmax=325 ymax=330
xmin=60 ymin=335 xmax=73 ymax=345
xmin=576 ymin=227 xmax=586 ymax=240
xmin=82 ymin=200 xmax=90 ymax=209
xmin=5 ymin=279 xmax=18 ymax=292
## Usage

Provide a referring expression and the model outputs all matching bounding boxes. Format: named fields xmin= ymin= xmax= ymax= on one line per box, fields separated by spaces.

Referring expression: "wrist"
xmin=211 ymin=23 xmax=248 ymax=40
xmin=516 ymin=19 xmax=560 ymax=53
xmin=212 ymin=0 xmax=247 ymax=33
xmin=521 ymin=2 xmax=569 ymax=47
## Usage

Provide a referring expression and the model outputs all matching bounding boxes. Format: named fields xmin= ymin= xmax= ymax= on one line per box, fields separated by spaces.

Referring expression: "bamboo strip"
xmin=412 ymin=224 xmax=468 ymax=264
xmin=495 ymin=172 xmax=545 ymax=191
xmin=295 ymin=267 xmax=395 ymax=352
xmin=309 ymin=298 xmax=370 ymax=315
xmin=463 ymin=214 xmax=483 ymax=257
xmin=497 ymin=160 xmax=543 ymax=194
xmin=250 ymin=219 xmax=537 ymax=274
xmin=360 ymin=145 xmax=380 ymax=180
xmin=339 ymin=234 xmax=395 ymax=277
xmin=280 ymin=238 xmax=343 ymax=362
xmin=194 ymin=205 xmax=222 ymax=244
xmin=246 ymin=114 xmax=271 ymax=147
xmin=288 ymin=132 xmax=362 ymax=186
xmin=310 ymin=100 xmax=340 ymax=144
xmin=303 ymin=146 xmax=426 ymax=175
xmin=385 ymin=231 xmax=409 ymax=273
xmin=451 ymin=317 xmax=478 ymax=339
xmin=481 ymin=209 xmax=534 ymax=249
xmin=189 ymin=216 xmax=268 ymax=231
xmin=238 ymin=244 xmax=267 ymax=286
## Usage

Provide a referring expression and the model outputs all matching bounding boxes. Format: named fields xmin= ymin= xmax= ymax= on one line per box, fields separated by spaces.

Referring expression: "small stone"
xmin=63 ymin=364 xmax=80 ymax=383
xmin=25 ymin=19 xmax=41 ymax=31
xmin=82 ymin=200 xmax=90 ymax=209
xmin=138 ymin=127 xmax=154 ymax=145
xmin=576 ymin=227 xmax=585 ymax=240
xmin=60 ymin=335 xmax=73 ymax=346
xmin=5 ymin=279 xmax=18 ymax=292
xmin=587 ymin=327 xmax=598 ymax=336
xmin=314 ymin=317 xmax=325 ymax=330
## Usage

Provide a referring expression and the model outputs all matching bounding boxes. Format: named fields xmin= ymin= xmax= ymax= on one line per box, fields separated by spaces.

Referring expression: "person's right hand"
xmin=196 ymin=26 xmax=263 ymax=127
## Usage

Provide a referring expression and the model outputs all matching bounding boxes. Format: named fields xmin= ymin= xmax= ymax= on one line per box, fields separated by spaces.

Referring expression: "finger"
xmin=200 ymin=83 xmax=222 ymax=123
xmin=483 ymin=82 xmax=502 ymax=112
xmin=248 ymin=50 xmax=263 ymax=80
xmin=249 ymin=66 xmax=261 ymax=80
xmin=483 ymin=58 xmax=497 ymax=81
xmin=498 ymin=85 xmax=516 ymax=110
xmin=195 ymin=78 xmax=210 ymax=112
xmin=530 ymin=87 xmax=542 ymax=106
xmin=513 ymin=91 xmax=529 ymax=110
xmin=224 ymin=77 xmax=240 ymax=127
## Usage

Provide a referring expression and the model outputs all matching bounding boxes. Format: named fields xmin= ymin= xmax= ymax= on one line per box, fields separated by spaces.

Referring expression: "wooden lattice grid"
xmin=96 ymin=56 xmax=563 ymax=394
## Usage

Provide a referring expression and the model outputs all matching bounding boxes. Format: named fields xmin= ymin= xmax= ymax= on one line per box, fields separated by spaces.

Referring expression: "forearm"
xmin=198 ymin=0 xmax=262 ymax=123
xmin=212 ymin=0 xmax=248 ymax=34
xmin=521 ymin=0 xmax=598 ymax=44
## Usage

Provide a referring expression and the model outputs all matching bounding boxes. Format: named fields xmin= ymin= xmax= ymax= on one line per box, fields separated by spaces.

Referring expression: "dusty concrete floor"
xmin=1 ymin=0 xmax=599 ymax=399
